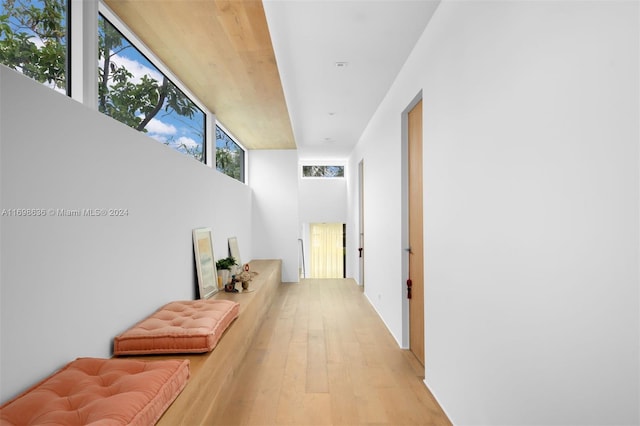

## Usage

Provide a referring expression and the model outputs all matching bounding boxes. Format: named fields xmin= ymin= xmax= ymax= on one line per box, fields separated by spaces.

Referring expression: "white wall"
xmin=347 ymin=1 xmax=639 ymax=425
xmin=250 ymin=150 xmax=299 ymax=282
xmin=347 ymin=125 xmax=405 ymax=339
xmin=298 ymin=176 xmax=347 ymax=224
xmin=0 ymin=66 xmax=253 ymax=401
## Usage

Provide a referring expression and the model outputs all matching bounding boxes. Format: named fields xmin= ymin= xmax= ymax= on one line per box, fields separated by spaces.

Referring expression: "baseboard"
xmin=423 ymin=378 xmax=455 ymax=425
xmin=363 ymin=292 xmax=405 ymax=349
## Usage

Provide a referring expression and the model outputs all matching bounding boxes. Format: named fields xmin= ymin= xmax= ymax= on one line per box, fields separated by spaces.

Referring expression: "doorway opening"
xmin=309 ymin=223 xmax=346 ymax=278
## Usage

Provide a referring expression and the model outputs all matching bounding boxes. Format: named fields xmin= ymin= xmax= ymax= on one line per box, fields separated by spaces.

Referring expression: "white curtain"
xmin=310 ymin=223 xmax=344 ymax=278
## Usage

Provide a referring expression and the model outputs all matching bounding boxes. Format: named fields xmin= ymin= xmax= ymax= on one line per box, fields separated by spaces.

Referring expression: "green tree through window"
xmin=1 ymin=6 xmax=205 ymax=162
xmin=0 ymin=0 xmax=68 ymax=93
xmin=216 ymin=124 xmax=244 ymax=182
xmin=302 ymin=165 xmax=344 ymax=178
xmin=98 ymin=15 xmax=205 ymax=162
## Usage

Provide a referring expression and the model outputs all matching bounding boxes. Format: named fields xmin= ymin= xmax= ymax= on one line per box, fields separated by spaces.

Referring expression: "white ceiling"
xmin=263 ymin=0 xmax=440 ymax=161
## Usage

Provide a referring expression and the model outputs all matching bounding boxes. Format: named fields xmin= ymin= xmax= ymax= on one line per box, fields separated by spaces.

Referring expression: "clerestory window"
xmin=98 ymin=14 xmax=205 ymax=162
xmin=0 ymin=0 xmax=69 ymax=94
xmin=302 ymin=165 xmax=345 ymax=178
xmin=216 ymin=124 xmax=245 ymax=182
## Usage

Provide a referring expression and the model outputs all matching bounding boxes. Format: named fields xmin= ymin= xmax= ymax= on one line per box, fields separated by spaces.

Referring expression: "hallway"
xmin=209 ymin=279 xmax=451 ymax=425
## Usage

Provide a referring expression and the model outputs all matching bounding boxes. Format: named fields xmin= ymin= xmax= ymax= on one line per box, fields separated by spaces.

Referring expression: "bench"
xmin=131 ymin=259 xmax=282 ymax=425
xmin=0 ymin=357 xmax=189 ymax=426
xmin=0 ymin=259 xmax=281 ymax=426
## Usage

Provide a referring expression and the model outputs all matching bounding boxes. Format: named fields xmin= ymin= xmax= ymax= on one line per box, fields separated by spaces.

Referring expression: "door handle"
xmin=406 ymin=278 xmax=412 ymax=299
xmin=358 ymin=247 xmax=363 ymax=258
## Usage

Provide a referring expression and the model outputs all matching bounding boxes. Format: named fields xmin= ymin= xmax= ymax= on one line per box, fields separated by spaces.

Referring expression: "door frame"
xmin=308 ymin=222 xmax=346 ymax=278
xmin=401 ymin=91 xmax=423 ymax=350
xmin=358 ymin=159 xmax=365 ymax=288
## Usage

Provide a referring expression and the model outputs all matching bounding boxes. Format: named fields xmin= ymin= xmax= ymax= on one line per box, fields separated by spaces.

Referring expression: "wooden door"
xmin=358 ymin=160 xmax=365 ymax=288
xmin=408 ymin=100 xmax=424 ymax=365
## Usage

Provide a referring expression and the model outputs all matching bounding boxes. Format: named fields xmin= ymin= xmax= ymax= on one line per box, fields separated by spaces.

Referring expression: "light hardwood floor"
xmin=207 ymin=279 xmax=452 ymax=426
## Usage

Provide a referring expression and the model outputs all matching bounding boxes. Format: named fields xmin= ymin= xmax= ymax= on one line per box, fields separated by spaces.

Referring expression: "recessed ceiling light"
xmin=335 ymin=62 xmax=348 ymax=68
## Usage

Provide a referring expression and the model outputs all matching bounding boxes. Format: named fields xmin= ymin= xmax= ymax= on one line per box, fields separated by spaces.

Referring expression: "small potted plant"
xmin=216 ymin=256 xmax=237 ymax=289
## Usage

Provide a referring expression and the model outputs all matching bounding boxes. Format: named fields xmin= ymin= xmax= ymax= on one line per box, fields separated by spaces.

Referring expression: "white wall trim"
xmin=70 ymin=0 xmax=98 ymax=108
xmin=364 ymin=292 xmax=405 ymax=349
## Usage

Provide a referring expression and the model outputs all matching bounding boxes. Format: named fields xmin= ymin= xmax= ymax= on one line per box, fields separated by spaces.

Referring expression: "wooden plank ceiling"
xmin=104 ymin=0 xmax=296 ymax=150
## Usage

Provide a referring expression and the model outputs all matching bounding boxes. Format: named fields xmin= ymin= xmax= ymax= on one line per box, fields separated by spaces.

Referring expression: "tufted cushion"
xmin=0 ymin=357 xmax=189 ymax=426
xmin=113 ymin=299 xmax=239 ymax=355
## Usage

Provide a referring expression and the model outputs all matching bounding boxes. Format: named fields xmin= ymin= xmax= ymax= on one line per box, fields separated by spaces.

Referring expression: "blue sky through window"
xmin=215 ymin=124 xmax=244 ymax=181
xmin=98 ymin=14 xmax=205 ymax=161
xmin=0 ymin=0 xmax=68 ymax=93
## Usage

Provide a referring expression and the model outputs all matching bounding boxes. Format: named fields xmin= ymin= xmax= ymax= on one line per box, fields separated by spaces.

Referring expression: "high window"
xmin=98 ymin=14 xmax=205 ymax=162
xmin=0 ymin=0 xmax=68 ymax=94
xmin=216 ymin=124 xmax=245 ymax=182
xmin=2 ymin=5 xmax=252 ymax=172
xmin=302 ymin=165 xmax=345 ymax=178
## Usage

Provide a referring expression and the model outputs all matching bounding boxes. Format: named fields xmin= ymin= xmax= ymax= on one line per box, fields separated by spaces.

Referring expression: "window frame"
xmin=215 ymin=121 xmax=247 ymax=184
xmin=64 ymin=0 xmax=71 ymax=95
xmin=97 ymin=3 xmax=210 ymax=163
xmin=301 ymin=164 xmax=346 ymax=179
xmin=3 ymin=1 xmax=255 ymax=173
xmin=0 ymin=0 xmax=71 ymax=95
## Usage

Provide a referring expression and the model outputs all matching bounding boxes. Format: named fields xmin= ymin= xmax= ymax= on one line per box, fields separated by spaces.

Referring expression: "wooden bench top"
xmin=135 ymin=259 xmax=282 ymax=425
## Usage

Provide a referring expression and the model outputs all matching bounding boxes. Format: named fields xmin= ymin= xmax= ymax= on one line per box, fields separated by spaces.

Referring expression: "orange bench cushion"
xmin=113 ymin=299 xmax=240 ymax=355
xmin=0 ymin=357 xmax=189 ymax=426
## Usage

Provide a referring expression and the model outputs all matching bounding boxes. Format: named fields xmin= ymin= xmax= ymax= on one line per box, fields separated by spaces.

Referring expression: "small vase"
xmin=217 ymin=269 xmax=230 ymax=289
